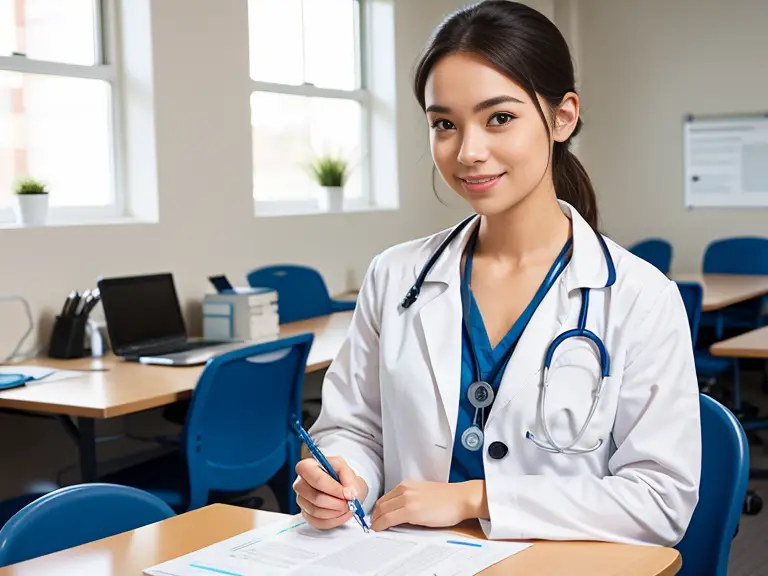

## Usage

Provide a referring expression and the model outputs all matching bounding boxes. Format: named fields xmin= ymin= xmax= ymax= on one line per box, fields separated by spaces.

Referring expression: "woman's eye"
xmin=488 ymin=112 xmax=514 ymax=126
xmin=431 ymin=119 xmax=455 ymax=131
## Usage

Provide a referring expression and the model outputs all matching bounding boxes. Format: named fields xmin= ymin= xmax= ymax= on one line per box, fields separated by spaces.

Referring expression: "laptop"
xmin=98 ymin=273 xmax=244 ymax=366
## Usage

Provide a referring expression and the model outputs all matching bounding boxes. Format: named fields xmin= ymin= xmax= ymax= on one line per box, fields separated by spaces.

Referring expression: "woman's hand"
xmin=294 ymin=456 xmax=369 ymax=530
xmin=370 ymin=480 xmax=487 ymax=532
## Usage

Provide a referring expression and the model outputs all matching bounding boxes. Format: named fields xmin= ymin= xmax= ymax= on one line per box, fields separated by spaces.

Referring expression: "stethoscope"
xmin=400 ymin=214 xmax=617 ymax=455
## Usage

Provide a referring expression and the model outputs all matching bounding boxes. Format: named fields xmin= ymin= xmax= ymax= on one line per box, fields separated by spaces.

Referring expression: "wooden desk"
xmin=0 ymin=504 xmax=681 ymax=575
xmin=671 ymin=273 xmax=768 ymax=312
xmin=0 ymin=312 xmax=352 ymax=482
xmin=710 ymin=325 xmax=768 ymax=359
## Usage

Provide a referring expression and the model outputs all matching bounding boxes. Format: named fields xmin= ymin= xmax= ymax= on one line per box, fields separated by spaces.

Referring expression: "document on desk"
xmin=144 ymin=516 xmax=529 ymax=576
xmin=0 ymin=366 xmax=86 ymax=385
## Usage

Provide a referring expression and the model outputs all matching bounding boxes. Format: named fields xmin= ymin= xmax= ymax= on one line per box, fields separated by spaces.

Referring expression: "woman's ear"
xmin=553 ymin=92 xmax=580 ymax=142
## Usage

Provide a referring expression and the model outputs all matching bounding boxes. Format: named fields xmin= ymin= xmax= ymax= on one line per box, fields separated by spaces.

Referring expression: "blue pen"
xmin=291 ymin=417 xmax=370 ymax=533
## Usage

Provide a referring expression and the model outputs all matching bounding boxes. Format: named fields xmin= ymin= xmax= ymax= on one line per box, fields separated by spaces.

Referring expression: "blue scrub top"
xmin=449 ymin=231 xmax=572 ymax=483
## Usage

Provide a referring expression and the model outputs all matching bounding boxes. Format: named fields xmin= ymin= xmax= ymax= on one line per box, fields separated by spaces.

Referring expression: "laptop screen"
xmin=98 ymin=273 xmax=187 ymax=353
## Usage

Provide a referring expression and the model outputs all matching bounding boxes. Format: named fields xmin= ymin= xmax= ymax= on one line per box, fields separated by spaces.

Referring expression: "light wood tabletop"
xmin=0 ymin=504 xmax=682 ymax=576
xmin=0 ymin=311 xmax=353 ymax=420
xmin=710 ymin=325 xmax=768 ymax=359
xmin=671 ymin=273 xmax=768 ymax=312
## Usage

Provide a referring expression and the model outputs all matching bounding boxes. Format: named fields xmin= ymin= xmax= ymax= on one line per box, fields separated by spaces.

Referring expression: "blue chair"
xmin=247 ymin=265 xmax=355 ymax=324
xmin=629 ymin=238 xmax=673 ymax=275
xmin=101 ymin=334 xmax=313 ymax=514
xmin=675 ymin=394 xmax=749 ymax=576
xmin=676 ymin=282 xmax=737 ymax=399
xmin=702 ymin=237 xmax=768 ymax=339
xmin=0 ymin=484 xmax=174 ymax=568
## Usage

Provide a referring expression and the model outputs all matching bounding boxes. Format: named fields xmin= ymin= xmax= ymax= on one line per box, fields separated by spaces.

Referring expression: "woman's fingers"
xmin=297 ymin=494 xmax=351 ymax=520
xmin=293 ymin=477 xmax=349 ymax=512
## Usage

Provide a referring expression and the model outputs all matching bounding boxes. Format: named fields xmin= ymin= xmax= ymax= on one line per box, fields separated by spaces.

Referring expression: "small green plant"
xmin=13 ymin=177 xmax=48 ymax=195
xmin=308 ymin=154 xmax=349 ymax=187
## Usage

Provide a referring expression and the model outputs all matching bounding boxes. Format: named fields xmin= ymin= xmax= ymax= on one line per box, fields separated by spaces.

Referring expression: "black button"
xmin=488 ymin=441 xmax=508 ymax=460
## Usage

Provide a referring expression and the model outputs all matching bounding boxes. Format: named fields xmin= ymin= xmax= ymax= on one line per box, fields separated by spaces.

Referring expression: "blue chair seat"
xmin=628 ymin=239 xmax=673 ymax=275
xmin=0 ymin=494 xmax=46 ymax=530
xmin=101 ymin=452 xmax=188 ymax=510
xmin=247 ymin=265 xmax=356 ymax=323
xmin=99 ymin=336 xmax=313 ymax=514
xmin=675 ymin=395 xmax=748 ymax=575
xmin=694 ymin=351 xmax=733 ymax=379
xmin=0 ymin=484 xmax=174 ymax=568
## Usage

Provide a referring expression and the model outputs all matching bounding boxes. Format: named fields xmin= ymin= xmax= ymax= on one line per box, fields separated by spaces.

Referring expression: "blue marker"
xmin=291 ymin=417 xmax=370 ymax=533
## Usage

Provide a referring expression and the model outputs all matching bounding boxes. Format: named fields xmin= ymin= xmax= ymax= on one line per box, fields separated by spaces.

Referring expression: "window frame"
xmin=250 ymin=0 xmax=372 ymax=215
xmin=0 ymin=0 xmax=124 ymax=226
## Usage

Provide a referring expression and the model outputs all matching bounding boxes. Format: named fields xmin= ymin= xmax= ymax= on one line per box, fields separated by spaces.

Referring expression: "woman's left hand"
xmin=370 ymin=480 xmax=481 ymax=532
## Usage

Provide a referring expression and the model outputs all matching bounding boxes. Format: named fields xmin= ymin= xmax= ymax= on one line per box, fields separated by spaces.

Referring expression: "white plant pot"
xmin=319 ymin=186 xmax=344 ymax=212
xmin=13 ymin=194 xmax=49 ymax=226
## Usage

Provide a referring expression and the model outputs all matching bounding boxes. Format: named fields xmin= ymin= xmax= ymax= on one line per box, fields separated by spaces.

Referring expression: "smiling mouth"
xmin=459 ymin=173 xmax=505 ymax=184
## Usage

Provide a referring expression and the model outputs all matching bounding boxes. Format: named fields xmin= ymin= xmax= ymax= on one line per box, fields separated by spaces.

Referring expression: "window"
xmin=0 ymin=0 xmax=121 ymax=225
xmin=248 ymin=0 xmax=370 ymax=214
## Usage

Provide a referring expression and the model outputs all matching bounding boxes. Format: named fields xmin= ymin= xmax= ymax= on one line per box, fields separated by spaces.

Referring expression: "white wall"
xmin=0 ymin=0 xmax=474 ymax=499
xmin=577 ymin=0 xmax=768 ymax=273
xmin=0 ymin=0 xmax=476 ymax=357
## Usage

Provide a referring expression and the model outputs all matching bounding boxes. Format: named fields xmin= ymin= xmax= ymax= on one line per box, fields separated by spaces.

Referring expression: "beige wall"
xmin=0 ymin=0 xmax=475 ymax=357
xmin=0 ymin=0 xmax=473 ymax=500
xmin=577 ymin=0 xmax=768 ymax=273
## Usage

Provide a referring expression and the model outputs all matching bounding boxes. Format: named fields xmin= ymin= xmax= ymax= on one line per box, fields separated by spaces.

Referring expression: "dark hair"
xmin=413 ymin=0 xmax=598 ymax=229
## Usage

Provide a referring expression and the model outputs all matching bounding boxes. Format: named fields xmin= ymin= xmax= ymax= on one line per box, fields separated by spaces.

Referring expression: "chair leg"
xmin=267 ymin=461 xmax=299 ymax=515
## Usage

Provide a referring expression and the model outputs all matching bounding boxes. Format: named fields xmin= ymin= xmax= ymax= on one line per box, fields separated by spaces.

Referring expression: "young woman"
xmin=294 ymin=0 xmax=700 ymax=545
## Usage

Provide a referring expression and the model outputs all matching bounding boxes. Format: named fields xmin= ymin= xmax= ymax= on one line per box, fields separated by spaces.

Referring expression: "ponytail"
xmin=552 ymin=119 xmax=599 ymax=230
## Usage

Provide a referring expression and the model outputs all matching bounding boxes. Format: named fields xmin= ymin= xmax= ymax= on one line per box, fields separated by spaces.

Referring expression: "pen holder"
xmin=48 ymin=315 xmax=88 ymax=359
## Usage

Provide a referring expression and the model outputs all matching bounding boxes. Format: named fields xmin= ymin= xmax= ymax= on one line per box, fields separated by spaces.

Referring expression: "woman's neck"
xmin=475 ymin=188 xmax=571 ymax=267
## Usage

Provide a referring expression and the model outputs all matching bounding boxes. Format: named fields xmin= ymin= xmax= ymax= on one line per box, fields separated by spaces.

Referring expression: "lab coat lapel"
xmin=413 ymin=217 xmax=478 ymax=443
xmin=417 ymin=283 xmax=463 ymax=443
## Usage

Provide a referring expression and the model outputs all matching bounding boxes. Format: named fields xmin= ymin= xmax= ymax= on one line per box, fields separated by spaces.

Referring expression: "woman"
xmin=294 ymin=0 xmax=700 ymax=546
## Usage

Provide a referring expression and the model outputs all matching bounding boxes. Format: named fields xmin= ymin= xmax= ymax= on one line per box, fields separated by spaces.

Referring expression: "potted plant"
xmin=13 ymin=177 xmax=49 ymax=226
xmin=309 ymin=154 xmax=348 ymax=212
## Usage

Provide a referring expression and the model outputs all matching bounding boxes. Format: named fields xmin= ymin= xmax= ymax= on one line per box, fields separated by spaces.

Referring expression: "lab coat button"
xmin=488 ymin=441 xmax=508 ymax=460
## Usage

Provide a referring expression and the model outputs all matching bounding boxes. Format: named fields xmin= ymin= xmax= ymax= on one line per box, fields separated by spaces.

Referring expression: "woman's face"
xmin=424 ymin=52 xmax=578 ymax=216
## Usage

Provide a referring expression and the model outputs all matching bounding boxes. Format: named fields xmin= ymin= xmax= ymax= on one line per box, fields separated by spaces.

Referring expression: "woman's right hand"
xmin=294 ymin=456 xmax=369 ymax=529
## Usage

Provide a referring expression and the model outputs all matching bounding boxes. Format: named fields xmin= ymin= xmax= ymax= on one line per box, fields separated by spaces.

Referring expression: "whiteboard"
xmin=684 ymin=113 xmax=768 ymax=208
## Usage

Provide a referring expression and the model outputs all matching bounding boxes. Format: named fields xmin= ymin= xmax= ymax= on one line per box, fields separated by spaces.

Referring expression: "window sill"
xmin=0 ymin=215 xmax=157 ymax=230
xmin=254 ymin=200 xmax=398 ymax=218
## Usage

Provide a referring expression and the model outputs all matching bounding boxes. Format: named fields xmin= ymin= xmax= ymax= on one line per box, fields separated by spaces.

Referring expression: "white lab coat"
xmin=310 ymin=201 xmax=701 ymax=546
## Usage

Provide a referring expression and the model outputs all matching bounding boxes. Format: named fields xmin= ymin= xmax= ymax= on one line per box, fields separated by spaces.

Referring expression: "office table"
xmin=671 ymin=273 xmax=768 ymax=312
xmin=0 ymin=312 xmax=353 ymax=482
xmin=0 ymin=504 xmax=682 ymax=575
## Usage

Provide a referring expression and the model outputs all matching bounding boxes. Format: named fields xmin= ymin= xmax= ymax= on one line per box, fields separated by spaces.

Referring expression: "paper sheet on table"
xmin=0 ymin=365 xmax=87 ymax=385
xmin=144 ymin=515 xmax=529 ymax=576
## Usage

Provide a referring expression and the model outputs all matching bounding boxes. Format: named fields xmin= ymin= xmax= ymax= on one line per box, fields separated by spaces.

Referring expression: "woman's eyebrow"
xmin=425 ymin=95 xmax=525 ymax=115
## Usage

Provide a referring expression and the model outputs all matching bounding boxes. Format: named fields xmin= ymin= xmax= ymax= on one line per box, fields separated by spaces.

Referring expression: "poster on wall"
xmin=684 ymin=113 xmax=768 ymax=208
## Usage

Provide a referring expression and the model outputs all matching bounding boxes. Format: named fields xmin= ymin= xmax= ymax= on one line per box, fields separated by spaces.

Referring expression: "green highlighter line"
xmin=276 ymin=521 xmax=307 ymax=534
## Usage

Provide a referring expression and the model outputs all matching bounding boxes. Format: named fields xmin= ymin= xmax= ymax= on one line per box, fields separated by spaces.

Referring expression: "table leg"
xmin=78 ymin=417 xmax=97 ymax=482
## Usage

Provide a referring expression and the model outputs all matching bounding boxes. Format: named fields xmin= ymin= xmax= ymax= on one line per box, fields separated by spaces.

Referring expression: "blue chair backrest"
xmin=0 ymin=483 xmax=174 ymax=567
xmin=675 ymin=394 xmax=749 ymax=576
xmin=183 ymin=334 xmax=313 ymax=511
xmin=247 ymin=265 xmax=334 ymax=323
xmin=703 ymin=237 xmax=768 ymax=275
xmin=675 ymin=281 xmax=703 ymax=348
xmin=629 ymin=238 xmax=673 ymax=274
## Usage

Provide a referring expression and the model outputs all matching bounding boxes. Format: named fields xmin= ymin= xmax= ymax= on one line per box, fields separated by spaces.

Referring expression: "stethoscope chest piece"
xmin=468 ymin=381 xmax=494 ymax=409
xmin=461 ymin=425 xmax=484 ymax=451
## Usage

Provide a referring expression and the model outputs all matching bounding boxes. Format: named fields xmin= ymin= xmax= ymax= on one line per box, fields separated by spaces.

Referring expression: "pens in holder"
xmin=290 ymin=417 xmax=370 ymax=533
